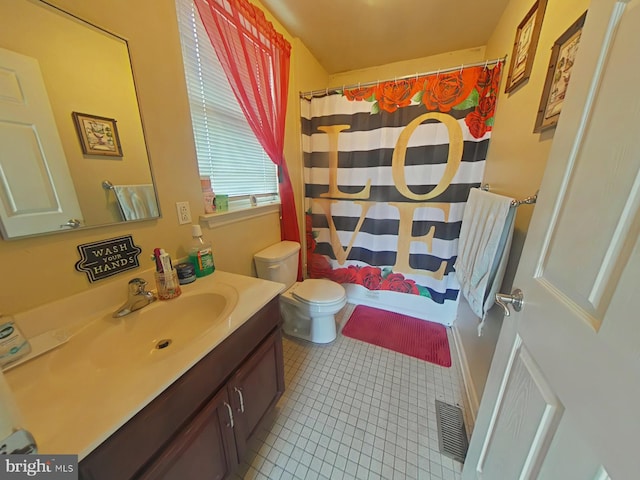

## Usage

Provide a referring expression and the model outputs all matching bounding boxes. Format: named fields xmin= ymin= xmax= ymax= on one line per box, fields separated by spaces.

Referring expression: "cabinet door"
xmin=139 ymin=388 xmax=238 ymax=480
xmin=228 ymin=329 xmax=284 ymax=460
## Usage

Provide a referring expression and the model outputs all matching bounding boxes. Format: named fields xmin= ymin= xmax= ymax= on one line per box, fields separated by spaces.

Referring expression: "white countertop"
xmin=3 ymin=270 xmax=284 ymax=460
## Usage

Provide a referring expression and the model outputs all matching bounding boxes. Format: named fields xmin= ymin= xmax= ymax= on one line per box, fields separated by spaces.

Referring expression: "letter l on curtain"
xmin=194 ymin=0 xmax=301 ymax=278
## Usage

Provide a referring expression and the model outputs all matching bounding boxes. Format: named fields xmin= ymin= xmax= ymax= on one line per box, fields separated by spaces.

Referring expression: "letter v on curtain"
xmin=194 ymin=0 xmax=301 ymax=278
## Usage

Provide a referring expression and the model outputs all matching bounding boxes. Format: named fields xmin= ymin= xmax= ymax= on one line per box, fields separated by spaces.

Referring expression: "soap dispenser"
xmin=189 ymin=224 xmax=215 ymax=277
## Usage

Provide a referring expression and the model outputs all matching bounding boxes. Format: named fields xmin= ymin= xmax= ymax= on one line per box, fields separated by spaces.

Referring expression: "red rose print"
xmin=477 ymin=63 xmax=503 ymax=95
xmin=306 ymin=232 xmax=316 ymax=254
xmin=355 ymin=265 xmax=383 ymax=290
xmin=477 ymin=67 xmax=493 ymax=89
xmin=422 ymin=68 xmax=480 ymax=112
xmin=465 ymin=111 xmax=489 ymax=138
xmin=330 ymin=265 xmax=359 ymax=284
xmin=380 ymin=273 xmax=420 ymax=294
xmin=375 ymin=79 xmax=421 ymax=113
xmin=308 ymin=253 xmax=332 ymax=279
xmin=477 ymin=96 xmax=496 ymax=119
xmin=344 ymin=86 xmax=376 ymax=101
xmin=305 ymin=213 xmax=316 ymax=253
xmin=305 ymin=213 xmax=313 ymax=233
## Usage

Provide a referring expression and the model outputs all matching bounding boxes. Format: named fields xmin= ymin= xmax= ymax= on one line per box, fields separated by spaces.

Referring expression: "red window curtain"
xmin=194 ymin=0 xmax=301 ymax=277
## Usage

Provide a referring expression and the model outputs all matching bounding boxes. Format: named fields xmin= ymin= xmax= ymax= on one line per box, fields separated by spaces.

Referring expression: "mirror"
xmin=0 ymin=0 xmax=159 ymax=239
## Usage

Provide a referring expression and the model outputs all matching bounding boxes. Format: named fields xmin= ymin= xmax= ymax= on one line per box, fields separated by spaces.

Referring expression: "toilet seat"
xmin=291 ymin=279 xmax=345 ymax=304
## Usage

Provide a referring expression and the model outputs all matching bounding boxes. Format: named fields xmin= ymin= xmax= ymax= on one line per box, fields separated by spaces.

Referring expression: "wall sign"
xmin=75 ymin=235 xmax=141 ymax=282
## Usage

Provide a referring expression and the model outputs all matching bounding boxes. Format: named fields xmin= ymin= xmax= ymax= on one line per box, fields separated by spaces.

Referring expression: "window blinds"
xmin=175 ymin=0 xmax=278 ymax=198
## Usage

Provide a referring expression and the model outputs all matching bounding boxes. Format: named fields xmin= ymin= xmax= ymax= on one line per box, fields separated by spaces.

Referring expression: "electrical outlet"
xmin=176 ymin=201 xmax=191 ymax=224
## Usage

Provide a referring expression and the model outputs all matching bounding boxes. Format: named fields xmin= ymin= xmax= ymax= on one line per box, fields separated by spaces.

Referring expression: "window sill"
xmin=199 ymin=202 xmax=280 ymax=228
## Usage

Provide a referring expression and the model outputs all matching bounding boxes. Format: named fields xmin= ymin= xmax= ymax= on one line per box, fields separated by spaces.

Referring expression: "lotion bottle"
xmin=189 ymin=224 xmax=215 ymax=277
xmin=0 ymin=316 xmax=31 ymax=368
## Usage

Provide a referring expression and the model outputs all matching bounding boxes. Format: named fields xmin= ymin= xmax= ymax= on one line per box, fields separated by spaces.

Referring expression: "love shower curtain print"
xmin=301 ymin=62 xmax=502 ymax=325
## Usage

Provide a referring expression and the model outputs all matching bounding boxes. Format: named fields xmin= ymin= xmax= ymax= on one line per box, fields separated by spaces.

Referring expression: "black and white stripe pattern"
xmin=302 ymin=92 xmax=492 ymax=315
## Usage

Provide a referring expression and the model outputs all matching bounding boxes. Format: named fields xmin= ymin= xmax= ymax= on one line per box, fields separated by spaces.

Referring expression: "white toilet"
xmin=254 ymin=241 xmax=347 ymax=344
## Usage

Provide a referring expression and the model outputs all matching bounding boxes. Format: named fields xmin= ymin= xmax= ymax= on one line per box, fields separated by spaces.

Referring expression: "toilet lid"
xmin=292 ymin=279 xmax=345 ymax=304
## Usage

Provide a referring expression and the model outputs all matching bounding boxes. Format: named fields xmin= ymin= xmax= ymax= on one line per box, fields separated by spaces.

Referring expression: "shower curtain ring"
xmin=460 ymin=64 xmax=464 ymax=73
xmin=483 ymin=60 xmax=488 ymax=70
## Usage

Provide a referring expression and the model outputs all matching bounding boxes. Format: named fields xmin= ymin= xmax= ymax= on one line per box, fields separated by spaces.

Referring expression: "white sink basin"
xmin=5 ymin=270 xmax=285 ymax=459
xmin=49 ymin=284 xmax=239 ymax=372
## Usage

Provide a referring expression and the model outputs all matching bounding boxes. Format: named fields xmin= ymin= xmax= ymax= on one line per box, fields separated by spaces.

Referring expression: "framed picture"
xmin=534 ymin=11 xmax=588 ymax=133
xmin=72 ymin=112 xmax=123 ymax=156
xmin=504 ymin=0 xmax=548 ymax=93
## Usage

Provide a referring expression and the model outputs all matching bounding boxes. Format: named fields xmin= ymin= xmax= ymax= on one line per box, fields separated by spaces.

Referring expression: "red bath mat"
xmin=342 ymin=305 xmax=451 ymax=367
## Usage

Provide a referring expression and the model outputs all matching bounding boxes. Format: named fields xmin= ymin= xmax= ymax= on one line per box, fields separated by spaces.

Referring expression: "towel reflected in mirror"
xmin=112 ymin=184 xmax=159 ymax=221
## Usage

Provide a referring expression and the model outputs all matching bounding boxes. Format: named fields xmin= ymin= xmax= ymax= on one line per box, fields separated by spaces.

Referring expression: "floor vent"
xmin=435 ymin=399 xmax=469 ymax=463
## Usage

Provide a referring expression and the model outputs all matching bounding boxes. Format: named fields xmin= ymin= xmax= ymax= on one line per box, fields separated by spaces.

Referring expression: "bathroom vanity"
xmin=3 ymin=271 xmax=285 ymax=480
xmin=80 ymin=298 xmax=283 ymax=480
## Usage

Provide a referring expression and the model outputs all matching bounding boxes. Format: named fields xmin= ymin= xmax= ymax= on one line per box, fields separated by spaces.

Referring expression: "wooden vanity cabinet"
xmin=138 ymin=388 xmax=237 ymax=480
xmin=78 ymin=298 xmax=284 ymax=480
xmin=226 ymin=326 xmax=284 ymax=461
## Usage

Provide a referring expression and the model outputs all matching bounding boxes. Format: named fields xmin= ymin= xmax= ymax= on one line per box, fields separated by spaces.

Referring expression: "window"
xmin=175 ymin=0 xmax=279 ymax=206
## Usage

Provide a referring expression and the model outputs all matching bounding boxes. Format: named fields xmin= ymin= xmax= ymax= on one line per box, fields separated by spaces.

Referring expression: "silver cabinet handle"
xmin=224 ymin=401 xmax=234 ymax=428
xmin=495 ymin=289 xmax=524 ymax=316
xmin=234 ymin=387 xmax=245 ymax=413
xmin=60 ymin=219 xmax=81 ymax=229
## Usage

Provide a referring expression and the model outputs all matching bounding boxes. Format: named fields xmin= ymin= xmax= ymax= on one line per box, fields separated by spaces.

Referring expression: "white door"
xmin=463 ymin=0 xmax=640 ymax=478
xmin=0 ymin=47 xmax=82 ymax=239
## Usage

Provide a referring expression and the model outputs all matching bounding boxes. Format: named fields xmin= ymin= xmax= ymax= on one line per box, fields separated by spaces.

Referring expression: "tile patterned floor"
xmin=232 ymin=304 xmax=469 ymax=480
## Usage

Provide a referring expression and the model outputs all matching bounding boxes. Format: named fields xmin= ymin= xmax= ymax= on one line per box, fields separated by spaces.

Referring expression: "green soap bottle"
xmin=189 ymin=224 xmax=215 ymax=277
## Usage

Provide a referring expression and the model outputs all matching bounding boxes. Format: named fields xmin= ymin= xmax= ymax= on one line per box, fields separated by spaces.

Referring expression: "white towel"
xmin=112 ymin=184 xmax=159 ymax=221
xmin=454 ymin=189 xmax=515 ymax=335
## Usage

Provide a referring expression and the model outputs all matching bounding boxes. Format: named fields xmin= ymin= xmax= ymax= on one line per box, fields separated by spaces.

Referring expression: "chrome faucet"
xmin=113 ymin=278 xmax=157 ymax=318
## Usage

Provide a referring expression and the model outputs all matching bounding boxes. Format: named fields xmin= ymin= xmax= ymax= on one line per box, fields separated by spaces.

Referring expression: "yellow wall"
xmin=484 ymin=0 xmax=590 ymax=242
xmin=288 ymin=38 xmax=330 ymax=256
xmin=0 ymin=0 xmax=327 ymax=314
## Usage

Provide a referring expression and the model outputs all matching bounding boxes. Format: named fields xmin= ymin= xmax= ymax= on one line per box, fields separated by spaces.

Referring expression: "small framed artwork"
xmin=534 ymin=11 xmax=588 ymax=133
xmin=72 ymin=112 xmax=123 ymax=156
xmin=504 ymin=0 xmax=548 ymax=93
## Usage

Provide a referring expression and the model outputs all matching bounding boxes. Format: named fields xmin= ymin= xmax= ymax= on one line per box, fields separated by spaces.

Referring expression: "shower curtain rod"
xmin=299 ymin=57 xmax=506 ymax=98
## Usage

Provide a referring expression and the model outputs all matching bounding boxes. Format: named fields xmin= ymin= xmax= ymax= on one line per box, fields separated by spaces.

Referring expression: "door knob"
xmin=495 ymin=289 xmax=524 ymax=316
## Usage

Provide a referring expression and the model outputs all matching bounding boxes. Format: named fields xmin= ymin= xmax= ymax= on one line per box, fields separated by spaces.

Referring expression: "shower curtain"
xmin=301 ymin=63 xmax=502 ymax=325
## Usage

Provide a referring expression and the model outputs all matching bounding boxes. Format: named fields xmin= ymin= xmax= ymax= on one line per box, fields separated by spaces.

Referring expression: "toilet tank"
xmin=254 ymin=241 xmax=300 ymax=289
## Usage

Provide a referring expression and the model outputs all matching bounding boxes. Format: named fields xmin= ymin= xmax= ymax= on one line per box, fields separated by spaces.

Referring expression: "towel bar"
xmin=479 ymin=184 xmax=537 ymax=207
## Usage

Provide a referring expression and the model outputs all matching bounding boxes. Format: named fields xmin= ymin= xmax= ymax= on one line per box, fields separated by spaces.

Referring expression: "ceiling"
xmin=260 ymin=0 xmax=511 ymax=74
